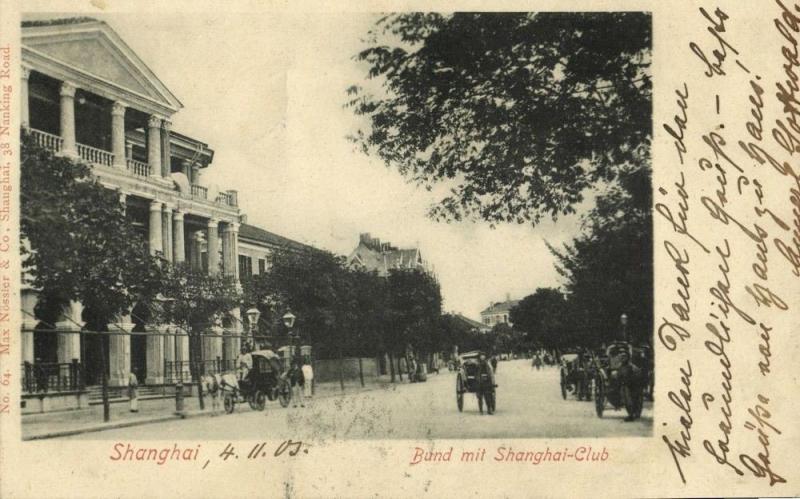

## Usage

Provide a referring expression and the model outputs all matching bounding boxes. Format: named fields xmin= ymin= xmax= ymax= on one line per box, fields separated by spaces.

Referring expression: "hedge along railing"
xmin=21 ymin=360 xmax=84 ymax=393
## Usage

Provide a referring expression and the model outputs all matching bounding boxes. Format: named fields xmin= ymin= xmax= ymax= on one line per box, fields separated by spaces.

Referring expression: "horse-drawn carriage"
xmin=559 ymin=351 xmax=593 ymax=401
xmin=592 ymin=341 xmax=647 ymax=420
xmin=455 ymin=351 xmax=496 ymax=414
xmin=220 ymin=349 xmax=292 ymax=414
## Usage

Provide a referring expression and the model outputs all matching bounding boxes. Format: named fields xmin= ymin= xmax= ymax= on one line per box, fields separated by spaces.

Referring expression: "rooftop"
xmin=480 ymin=299 xmax=520 ymax=315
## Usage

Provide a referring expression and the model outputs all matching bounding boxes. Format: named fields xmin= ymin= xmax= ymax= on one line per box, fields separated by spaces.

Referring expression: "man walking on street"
xmin=301 ymin=357 xmax=314 ymax=404
xmin=289 ymin=360 xmax=304 ymax=408
xmin=477 ymin=353 xmax=496 ymax=415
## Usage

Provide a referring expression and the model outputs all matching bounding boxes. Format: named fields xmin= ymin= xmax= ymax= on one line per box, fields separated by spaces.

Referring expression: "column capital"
xmin=207 ymin=218 xmax=220 ymax=229
xmin=148 ymin=114 xmax=163 ymax=129
xmin=60 ymin=81 xmax=76 ymax=98
xmin=223 ymin=222 xmax=240 ymax=233
xmin=111 ymin=101 xmax=127 ymax=117
xmin=172 ymin=209 xmax=184 ymax=221
xmin=149 ymin=200 xmax=163 ymax=211
xmin=21 ymin=66 xmax=31 ymax=80
xmin=162 ymin=202 xmax=175 ymax=212
xmin=162 ymin=119 xmax=172 ymax=132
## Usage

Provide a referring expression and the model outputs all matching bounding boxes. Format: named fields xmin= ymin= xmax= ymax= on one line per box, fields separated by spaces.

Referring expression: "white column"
xmin=225 ymin=308 xmax=242 ymax=366
xmin=173 ymin=210 xmax=185 ymax=263
xmin=20 ymin=290 xmax=37 ymax=363
xmin=59 ymin=82 xmax=77 ymax=156
xmin=203 ymin=321 xmax=224 ymax=369
xmin=55 ymin=301 xmax=83 ymax=363
xmin=109 ymin=313 xmax=134 ymax=387
xmin=161 ymin=119 xmax=172 ymax=178
xmin=119 ymin=192 xmax=127 ymax=214
xmin=145 ymin=328 xmax=164 ymax=385
xmin=190 ymin=231 xmax=203 ymax=271
xmin=147 ymin=115 xmax=162 ymax=177
xmin=149 ymin=200 xmax=163 ymax=256
xmin=162 ymin=203 xmax=173 ymax=262
xmin=111 ymin=101 xmax=127 ymax=167
xmin=20 ymin=66 xmax=30 ymax=128
xmin=221 ymin=222 xmax=240 ymax=283
xmin=207 ymin=219 xmax=220 ymax=275
xmin=161 ymin=324 xmax=175 ymax=381
xmin=176 ymin=327 xmax=190 ymax=379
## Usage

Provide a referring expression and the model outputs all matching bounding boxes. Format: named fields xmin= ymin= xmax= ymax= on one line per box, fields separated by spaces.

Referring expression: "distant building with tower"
xmin=347 ymin=233 xmax=428 ymax=276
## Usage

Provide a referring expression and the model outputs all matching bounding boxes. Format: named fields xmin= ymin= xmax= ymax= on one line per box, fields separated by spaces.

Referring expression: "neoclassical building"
xmin=19 ymin=18 xmax=310 ymax=393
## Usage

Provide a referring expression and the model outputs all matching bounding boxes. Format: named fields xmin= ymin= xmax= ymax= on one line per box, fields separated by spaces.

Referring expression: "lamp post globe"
xmin=620 ymin=313 xmax=628 ymax=341
xmin=246 ymin=307 xmax=261 ymax=346
xmin=282 ymin=311 xmax=297 ymax=363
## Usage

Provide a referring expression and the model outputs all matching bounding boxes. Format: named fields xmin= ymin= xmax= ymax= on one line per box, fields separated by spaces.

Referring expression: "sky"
xmin=33 ymin=12 xmax=587 ymax=319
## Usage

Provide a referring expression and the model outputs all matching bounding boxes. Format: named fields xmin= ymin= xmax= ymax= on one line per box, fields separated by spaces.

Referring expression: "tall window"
xmin=238 ymin=255 xmax=252 ymax=278
xmin=258 ymin=258 xmax=266 ymax=274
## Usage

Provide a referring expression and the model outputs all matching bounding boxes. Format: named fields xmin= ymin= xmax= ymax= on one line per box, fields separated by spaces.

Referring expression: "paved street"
xmin=67 ymin=359 xmax=652 ymax=440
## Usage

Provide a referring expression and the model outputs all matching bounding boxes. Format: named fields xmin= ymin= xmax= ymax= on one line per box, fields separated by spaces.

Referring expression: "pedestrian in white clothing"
xmin=301 ymin=358 xmax=314 ymax=402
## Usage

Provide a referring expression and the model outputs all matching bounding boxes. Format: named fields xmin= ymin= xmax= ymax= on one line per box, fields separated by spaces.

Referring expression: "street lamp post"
xmin=620 ymin=313 xmax=628 ymax=342
xmin=282 ymin=311 xmax=296 ymax=365
xmin=246 ymin=307 xmax=261 ymax=349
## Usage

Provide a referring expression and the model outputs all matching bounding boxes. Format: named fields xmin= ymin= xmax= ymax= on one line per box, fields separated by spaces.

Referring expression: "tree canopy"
xmin=21 ymin=131 xmax=164 ymax=325
xmin=348 ymin=12 xmax=651 ymax=225
xmin=509 ymin=287 xmax=569 ymax=349
xmin=548 ymin=166 xmax=653 ymax=345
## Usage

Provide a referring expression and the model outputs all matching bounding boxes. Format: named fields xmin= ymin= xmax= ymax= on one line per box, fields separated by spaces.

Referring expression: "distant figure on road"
xmin=236 ymin=346 xmax=253 ymax=383
xmin=301 ymin=357 xmax=314 ymax=403
xmin=490 ymin=355 xmax=498 ymax=372
xmin=477 ymin=353 xmax=496 ymax=415
xmin=532 ymin=354 xmax=542 ymax=370
xmin=289 ymin=360 xmax=305 ymax=408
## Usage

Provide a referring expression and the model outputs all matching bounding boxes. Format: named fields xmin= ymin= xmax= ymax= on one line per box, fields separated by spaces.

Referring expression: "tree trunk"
xmin=358 ymin=357 xmax=365 ymax=387
xmin=388 ymin=351 xmax=396 ymax=383
xmin=338 ymin=346 xmax=345 ymax=391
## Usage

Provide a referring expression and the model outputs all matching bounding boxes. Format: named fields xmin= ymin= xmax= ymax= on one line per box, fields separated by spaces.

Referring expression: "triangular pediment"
xmin=22 ymin=20 xmax=182 ymax=113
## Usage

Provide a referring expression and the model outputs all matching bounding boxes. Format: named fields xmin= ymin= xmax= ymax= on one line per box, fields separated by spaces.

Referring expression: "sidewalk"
xmin=21 ymin=375 xmax=400 ymax=440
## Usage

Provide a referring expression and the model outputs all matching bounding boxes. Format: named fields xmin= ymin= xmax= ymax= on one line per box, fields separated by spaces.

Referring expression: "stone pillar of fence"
xmin=109 ymin=314 xmax=134 ymax=387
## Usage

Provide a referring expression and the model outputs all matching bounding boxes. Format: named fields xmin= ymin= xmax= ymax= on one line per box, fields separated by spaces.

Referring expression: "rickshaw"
xmin=223 ymin=349 xmax=292 ymax=413
xmin=592 ymin=341 xmax=646 ymax=420
xmin=559 ymin=351 xmax=592 ymax=401
xmin=455 ymin=351 xmax=496 ymax=414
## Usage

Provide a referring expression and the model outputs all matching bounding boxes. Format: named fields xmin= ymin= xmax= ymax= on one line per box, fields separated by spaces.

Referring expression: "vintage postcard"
xmin=0 ymin=0 xmax=797 ymax=497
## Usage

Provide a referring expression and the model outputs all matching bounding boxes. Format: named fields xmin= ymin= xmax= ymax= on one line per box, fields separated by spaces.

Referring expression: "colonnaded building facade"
xmin=18 ymin=18 xmax=310 ymax=402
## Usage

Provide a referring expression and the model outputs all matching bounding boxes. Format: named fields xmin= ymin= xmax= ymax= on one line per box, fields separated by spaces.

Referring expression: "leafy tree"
xmin=156 ymin=263 xmax=241 ymax=376
xmin=21 ymin=130 xmax=164 ymax=326
xmin=548 ymin=165 xmax=652 ymax=346
xmin=348 ymin=12 xmax=651 ymax=225
xmin=386 ymin=268 xmax=442 ymax=358
xmin=510 ymin=287 xmax=569 ymax=349
xmin=244 ymin=246 xmax=348 ymax=358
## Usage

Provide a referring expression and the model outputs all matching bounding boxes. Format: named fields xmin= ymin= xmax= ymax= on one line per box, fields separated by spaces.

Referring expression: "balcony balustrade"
xmin=28 ymin=128 xmax=236 ymax=209
xmin=191 ymin=184 xmax=208 ymax=199
xmin=126 ymin=158 xmax=151 ymax=177
xmin=216 ymin=191 xmax=235 ymax=207
xmin=30 ymin=128 xmax=63 ymax=153
xmin=77 ymin=143 xmax=114 ymax=167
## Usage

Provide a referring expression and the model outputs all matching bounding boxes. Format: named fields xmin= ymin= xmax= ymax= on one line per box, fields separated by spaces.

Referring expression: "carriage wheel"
xmin=486 ymin=390 xmax=496 ymax=414
xmin=560 ymin=372 xmax=567 ymax=400
xmin=456 ymin=376 xmax=464 ymax=412
xmin=254 ymin=390 xmax=266 ymax=411
xmin=624 ymin=384 xmax=644 ymax=420
xmin=248 ymin=394 xmax=258 ymax=410
xmin=224 ymin=392 xmax=235 ymax=414
xmin=278 ymin=379 xmax=291 ymax=408
xmin=594 ymin=376 xmax=605 ymax=418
